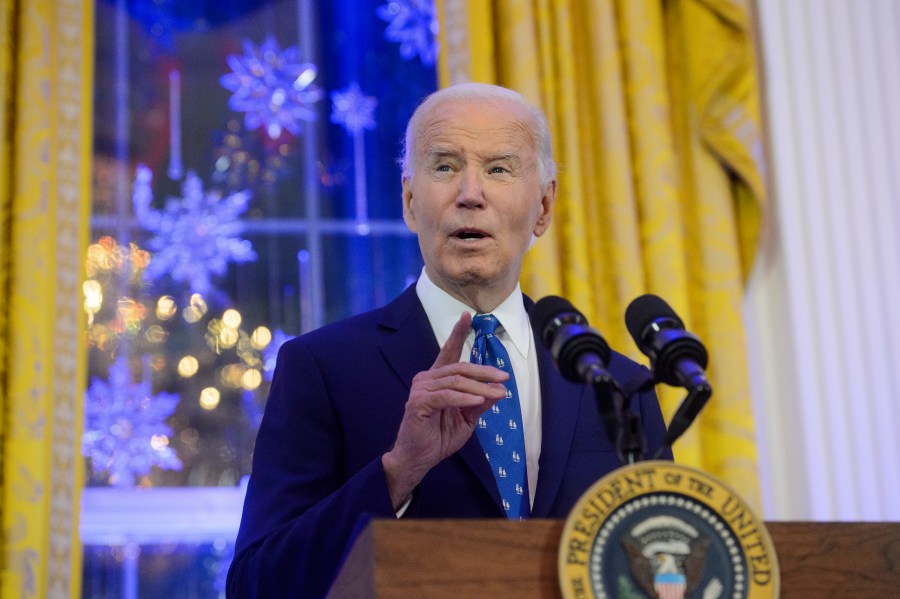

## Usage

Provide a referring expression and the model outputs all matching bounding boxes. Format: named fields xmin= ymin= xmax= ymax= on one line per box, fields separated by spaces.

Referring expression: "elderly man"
xmin=227 ymin=83 xmax=670 ymax=598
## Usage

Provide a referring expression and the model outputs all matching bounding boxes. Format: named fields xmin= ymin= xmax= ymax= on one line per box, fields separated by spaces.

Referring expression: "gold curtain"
xmin=0 ymin=1 xmax=93 ymax=597
xmin=436 ymin=0 xmax=764 ymax=508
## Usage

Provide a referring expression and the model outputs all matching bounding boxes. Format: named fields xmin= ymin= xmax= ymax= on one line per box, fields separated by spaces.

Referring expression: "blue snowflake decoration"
xmin=83 ymin=356 xmax=183 ymax=487
xmin=262 ymin=329 xmax=292 ymax=381
xmin=331 ymin=83 xmax=377 ymax=134
xmin=376 ymin=0 xmax=439 ymax=66
xmin=220 ymin=35 xmax=323 ymax=139
xmin=133 ymin=164 xmax=256 ymax=296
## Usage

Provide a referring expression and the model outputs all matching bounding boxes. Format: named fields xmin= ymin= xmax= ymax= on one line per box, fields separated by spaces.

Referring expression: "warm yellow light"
xmin=145 ymin=325 xmax=167 ymax=344
xmin=150 ymin=434 xmax=170 ymax=450
xmin=117 ymin=297 xmax=147 ymax=337
xmin=130 ymin=243 xmax=151 ymax=270
xmin=241 ymin=368 xmax=263 ymax=391
xmin=184 ymin=294 xmax=208 ymax=323
xmin=85 ymin=244 xmax=105 ymax=276
xmin=156 ymin=296 xmax=177 ymax=320
xmin=89 ymin=324 xmax=118 ymax=351
xmin=220 ymin=364 xmax=244 ymax=388
xmin=83 ymin=280 xmax=103 ymax=314
xmin=178 ymin=355 xmax=199 ymax=378
xmin=218 ymin=327 xmax=238 ymax=348
xmin=250 ymin=326 xmax=272 ymax=350
xmin=191 ymin=293 xmax=207 ymax=311
xmin=222 ymin=308 xmax=242 ymax=330
xmin=204 ymin=320 xmax=223 ymax=353
xmin=199 ymin=387 xmax=220 ymax=410
xmin=86 ymin=236 xmax=121 ymax=274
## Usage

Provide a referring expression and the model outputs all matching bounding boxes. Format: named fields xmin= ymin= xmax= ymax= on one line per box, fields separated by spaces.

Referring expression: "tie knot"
xmin=472 ymin=313 xmax=500 ymax=336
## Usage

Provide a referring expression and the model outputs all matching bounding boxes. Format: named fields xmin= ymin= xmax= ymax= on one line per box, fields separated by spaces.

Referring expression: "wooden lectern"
xmin=326 ymin=519 xmax=899 ymax=598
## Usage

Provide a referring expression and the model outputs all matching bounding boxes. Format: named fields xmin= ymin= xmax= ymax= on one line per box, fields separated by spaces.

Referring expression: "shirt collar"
xmin=415 ymin=268 xmax=532 ymax=359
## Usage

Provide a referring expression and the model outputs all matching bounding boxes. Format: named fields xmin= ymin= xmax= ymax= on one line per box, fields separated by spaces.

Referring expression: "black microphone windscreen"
xmin=531 ymin=296 xmax=582 ymax=339
xmin=532 ymin=295 xmax=613 ymax=384
xmin=624 ymin=294 xmax=682 ymax=344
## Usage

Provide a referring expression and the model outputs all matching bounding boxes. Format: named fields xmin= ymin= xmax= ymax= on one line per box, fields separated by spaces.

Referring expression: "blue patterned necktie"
xmin=470 ymin=314 xmax=530 ymax=519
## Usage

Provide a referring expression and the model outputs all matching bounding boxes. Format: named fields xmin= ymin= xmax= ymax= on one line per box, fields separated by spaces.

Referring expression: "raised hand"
xmin=382 ymin=312 xmax=509 ymax=509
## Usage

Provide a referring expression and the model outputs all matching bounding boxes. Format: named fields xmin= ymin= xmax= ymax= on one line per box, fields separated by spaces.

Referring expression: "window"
xmin=82 ymin=1 xmax=436 ymax=595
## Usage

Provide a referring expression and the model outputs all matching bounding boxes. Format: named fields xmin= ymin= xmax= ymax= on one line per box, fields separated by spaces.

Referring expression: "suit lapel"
xmin=528 ymin=301 xmax=588 ymax=517
xmin=377 ymin=286 xmax=502 ymax=512
xmin=378 ymin=286 xmax=440 ymax=386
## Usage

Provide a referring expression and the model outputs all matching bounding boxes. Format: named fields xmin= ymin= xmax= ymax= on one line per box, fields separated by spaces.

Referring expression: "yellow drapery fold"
xmin=0 ymin=1 xmax=93 ymax=597
xmin=437 ymin=0 xmax=764 ymax=508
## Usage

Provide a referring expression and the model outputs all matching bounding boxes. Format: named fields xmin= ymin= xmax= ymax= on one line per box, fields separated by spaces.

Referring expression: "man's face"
xmin=402 ymin=97 xmax=555 ymax=302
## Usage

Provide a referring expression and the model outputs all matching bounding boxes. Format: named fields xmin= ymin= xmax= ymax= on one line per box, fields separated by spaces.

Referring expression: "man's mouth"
xmin=452 ymin=228 xmax=490 ymax=240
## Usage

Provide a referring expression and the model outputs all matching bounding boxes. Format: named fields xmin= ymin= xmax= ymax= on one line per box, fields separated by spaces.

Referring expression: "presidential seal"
xmin=559 ymin=462 xmax=779 ymax=599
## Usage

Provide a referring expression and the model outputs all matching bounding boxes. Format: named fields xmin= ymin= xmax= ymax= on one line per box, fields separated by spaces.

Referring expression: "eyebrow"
xmin=488 ymin=151 xmax=522 ymax=164
xmin=423 ymin=146 xmax=461 ymax=160
xmin=423 ymin=148 xmax=522 ymax=164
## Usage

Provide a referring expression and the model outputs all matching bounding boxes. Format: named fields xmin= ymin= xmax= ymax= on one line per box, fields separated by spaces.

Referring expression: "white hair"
xmin=400 ymin=83 xmax=556 ymax=186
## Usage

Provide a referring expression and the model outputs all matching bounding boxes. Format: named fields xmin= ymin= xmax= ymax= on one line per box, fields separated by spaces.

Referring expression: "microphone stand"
xmin=589 ymin=375 xmax=645 ymax=465
xmin=587 ymin=371 xmax=619 ymax=448
xmin=618 ymin=405 xmax=645 ymax=465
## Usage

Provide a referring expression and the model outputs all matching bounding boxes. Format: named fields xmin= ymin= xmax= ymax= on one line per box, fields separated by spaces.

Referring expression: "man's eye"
xmin=489 ymin=166 xmax=508 ymax=174
xmin=435 ymin=164 xmax=452 ymax=172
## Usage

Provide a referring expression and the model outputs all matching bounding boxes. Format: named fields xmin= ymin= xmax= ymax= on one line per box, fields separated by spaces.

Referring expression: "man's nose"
xmin=457 ymin=168 xmax=485 ymax=208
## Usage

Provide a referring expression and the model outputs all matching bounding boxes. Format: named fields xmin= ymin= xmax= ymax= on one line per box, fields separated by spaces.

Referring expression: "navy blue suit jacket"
xmin=227 ymin=285 xmax=670 ymax=598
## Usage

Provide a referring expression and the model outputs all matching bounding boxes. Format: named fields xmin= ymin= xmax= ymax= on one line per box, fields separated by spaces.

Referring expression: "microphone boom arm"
xmin=652 ymin=382 xmax=712 ymax=459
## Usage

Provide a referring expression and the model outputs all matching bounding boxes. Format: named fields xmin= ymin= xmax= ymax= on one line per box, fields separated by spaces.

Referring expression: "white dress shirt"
xmin=416 ymin=269 xmax=543 ymax=506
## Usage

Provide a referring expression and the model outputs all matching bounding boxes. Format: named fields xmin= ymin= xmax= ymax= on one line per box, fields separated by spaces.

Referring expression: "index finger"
xmin=432 ymin=312 xmax=472 ymax=369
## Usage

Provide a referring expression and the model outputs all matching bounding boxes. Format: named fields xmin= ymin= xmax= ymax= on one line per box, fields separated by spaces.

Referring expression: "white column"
xmin=748 ymin=0 xmax=900 ymax=521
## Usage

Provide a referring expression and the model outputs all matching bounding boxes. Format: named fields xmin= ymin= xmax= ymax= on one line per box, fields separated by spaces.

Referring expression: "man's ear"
xmin=401 ymin=176 xmax=417 ymax=232
xmin=533 ymin=178 xmax=557 ymax=237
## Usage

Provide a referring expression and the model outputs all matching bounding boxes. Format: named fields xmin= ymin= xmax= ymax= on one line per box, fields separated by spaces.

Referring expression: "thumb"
xmin=432 ymin=312 xmax=472 ymax=369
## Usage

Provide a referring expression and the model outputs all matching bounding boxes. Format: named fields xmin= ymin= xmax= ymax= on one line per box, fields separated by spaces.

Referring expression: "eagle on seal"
xmin=620 ymin=516 xmax=711 ymax=598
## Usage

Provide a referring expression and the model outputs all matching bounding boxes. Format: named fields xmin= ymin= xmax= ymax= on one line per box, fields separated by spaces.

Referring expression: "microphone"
xmin=533 ymin=296 xmax=634 ymax=457
xmin=625 ymin=294 xmax=712 ymax=456
xmin=531 ymin=296 xmax=613 ymax=385
xmin=624 ymin=294 xmax=710 ymax=390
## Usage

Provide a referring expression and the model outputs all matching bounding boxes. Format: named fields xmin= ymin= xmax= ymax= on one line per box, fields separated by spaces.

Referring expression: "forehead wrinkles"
xmin=416 ymin=114 xmax=538 ymax=161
